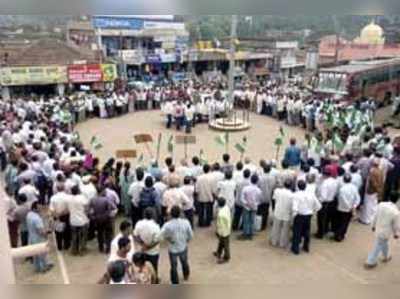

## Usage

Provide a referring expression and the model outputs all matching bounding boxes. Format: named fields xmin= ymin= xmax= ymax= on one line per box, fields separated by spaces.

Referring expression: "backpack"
xmin=139 ymin=188 xmax=157 ymax=210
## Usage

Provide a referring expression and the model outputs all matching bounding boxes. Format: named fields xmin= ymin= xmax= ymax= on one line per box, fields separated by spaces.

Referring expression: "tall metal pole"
xmin=228 ymin=15 xmax=238 ymax=106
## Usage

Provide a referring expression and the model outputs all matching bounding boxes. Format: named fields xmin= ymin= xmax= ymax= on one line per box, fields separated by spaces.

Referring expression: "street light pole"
xmin=228 ymin=15 xmax=238 ymax=109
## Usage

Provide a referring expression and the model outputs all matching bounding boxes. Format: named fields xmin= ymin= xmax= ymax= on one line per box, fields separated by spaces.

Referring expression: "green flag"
xmin=90 ymin=135 xmax=103 ymax=150
xmin=333 ymin=133 xmax=344 ymax=152
xmin=274 ymin=127 xmax=285 ymax=147
xmin=167 ymin=135 xmax=174 ymax=154
xmin=215 ymin=134 xmax=227 ymax=147
xmin=199 ymin=149 xmax=208 ymax=165
xmin=234 ymin=136 xmax=248 ymax=154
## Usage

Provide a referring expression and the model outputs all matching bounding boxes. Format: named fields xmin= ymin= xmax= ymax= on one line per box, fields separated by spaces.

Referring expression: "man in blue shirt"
xmin=284 ymin=138 xmax=301 ymax=168
xmin=161 ymin=205 xmax=193 ymax=284
xmin=26 ymin=202 xmax=53 ymax=273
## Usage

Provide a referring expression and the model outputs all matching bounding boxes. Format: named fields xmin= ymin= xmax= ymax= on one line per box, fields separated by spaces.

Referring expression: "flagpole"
xmin=156 ymin=133 xmax=162 ymax=165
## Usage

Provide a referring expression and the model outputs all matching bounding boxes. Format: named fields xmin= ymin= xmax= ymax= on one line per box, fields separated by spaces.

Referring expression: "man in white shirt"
xmin=365 ymin=194 xmax=400 ymax=269
xmin=217 ymin=171 xmax=237 ymax=212
xmin=291 ymin=180 xmax=322 ymax=255
xmin=66 ymin=185 xmax=90 ymax=256
xmin=334 ymin=174 xmax=361 ymax=242
xmin=128 ymin=168 xmax=145 ymax=227
xmin=18 ymin=178 xmax=39 ymax=203
xmin=270 ymin=180 xmax=294 ymax=248
xmin=134 ymin=208 xmax=161 ymax=282
xmin=110 ymin=221 xmax=135 ymax=263
xmin=316 ymin=168 xmax=339 ymax=239
xmin=49 ymin=185 xmax=71 ymax=251
xmin=258 ymin=164 xmax=276 ymax=231
xmin=196 ymin=165 xmax=214 ymax=227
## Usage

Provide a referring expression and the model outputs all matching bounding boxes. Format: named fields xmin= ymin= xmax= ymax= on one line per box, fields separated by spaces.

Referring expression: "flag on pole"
xmin=274 ymin=127 xmax=285 ymax=147
xmin=167 ymin=135 xmax=174 ymax=154
xmin=90 ymin=135 xmax=103 ymax=150
xmin=137 ymin=153 xmax=144 ymax=166
xmin=333 ymin=133 xmax=344 ymax=153
xmin=199 ymin=149 xmax=208 ymax=165
xmin=234 ymin=136 xmax=248 ymax=154
xmin=215 ymin=134 xmax=228 ymax=147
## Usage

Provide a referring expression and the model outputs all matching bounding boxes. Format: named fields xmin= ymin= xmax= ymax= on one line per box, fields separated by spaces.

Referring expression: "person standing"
xmin=283 ymin=138 xmax=302 ymax=168
xmin=217 ymin=170 xmax=237 ymax=214
xmin=365 ymin=193 xmax=400 ymax=269
xmin=214 ymin=198 xmax=231 ymax=264
xmin=110 ymin=221 xmax=135 ymax=263
xmin=134 ymin=208 xmax=161 ymax=283
xmin=334 ymin=174 xmax=361 ymax=242
xmin=196 ymin=164 xmax=214 ymax=227
xmin=26 ymin=202 xmax=53 ymax=273
xmin=128 ymin=168 xmax=145 ymax=228
xmin=49 ymin=185 xmax=71 ymax=251
xmin=360 ymin=159 xmax=384 ymax=225
xmin=232 ymin=169 xmax=251 ymax=231
xmin=239 ymin=174 xmax=261 ymax=240
xmin=315 ymin=168 xmax=339 ymax=239
xmin=67 ymin=185 xmax=90 ymax=256
xmin=291 ymin=180 xmax=322 ymax=255
xmin=270 ymin=180 xmax=294 ymax=248
xmin=90 ymin=186 xmax=117 ymax=254
xmin=258 ymin=164 xmax=276 ymax=231
xmin=161 ymin=206 xmax=193 ymax=284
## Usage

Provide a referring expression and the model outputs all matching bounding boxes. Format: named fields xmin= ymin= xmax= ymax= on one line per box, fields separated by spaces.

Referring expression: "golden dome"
xmin=357 ymin=20 xmax=385 ymax=45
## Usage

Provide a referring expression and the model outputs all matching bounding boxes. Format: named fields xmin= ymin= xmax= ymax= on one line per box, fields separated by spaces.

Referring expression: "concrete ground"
xmin=15 ymin=108 xmax=400 ymax=284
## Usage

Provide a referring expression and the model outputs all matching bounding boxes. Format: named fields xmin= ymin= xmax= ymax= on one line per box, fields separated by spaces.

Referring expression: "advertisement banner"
xmin=119 ymin=50 xmax=144 ymax=65
xmin=146 ymin=54 xmax=162 ymax=64
xmin=92 ymin=16 xmax=144 ymax=30
xmin=68 ymin=64 xmax=103 ymax=83
xmin=160 ymin=53 xmax=176 ymax=63
xmin=0 ymin=66 xmax=68 ymax=86
xmin=101 ymin=64 xmax=118 ymax=82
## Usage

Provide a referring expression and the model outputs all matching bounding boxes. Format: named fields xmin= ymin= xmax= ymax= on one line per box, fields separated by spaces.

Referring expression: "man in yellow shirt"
xmin=214 ymin=198 xmax=232 ymax=264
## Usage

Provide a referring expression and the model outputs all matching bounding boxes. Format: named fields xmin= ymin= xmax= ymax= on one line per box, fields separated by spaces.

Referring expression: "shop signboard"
xmin=119 ymin=50 xmax=144 ymax=65
xmin=160 ymin=53 xmax=176 ymax=63
xmin=92 ymin=16 xmax=144 ymax=30
xmin=0 ymin=66 xmax=68 ymax=86
xmin=146 ymin=54 xmax=162 ymax=64
xmin=68 ymin=64 xmax=103 ymax=83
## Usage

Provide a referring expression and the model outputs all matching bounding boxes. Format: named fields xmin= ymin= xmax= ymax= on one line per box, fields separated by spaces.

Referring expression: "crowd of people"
xmin=2 ymin=77 xmax=400 ymax=284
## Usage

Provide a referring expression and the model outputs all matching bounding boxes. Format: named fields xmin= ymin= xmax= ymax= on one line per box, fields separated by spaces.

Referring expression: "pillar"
xmin=57 ymin=84 xmax=65 ymax=97
xmin=2 ymin=86 xmax=10 ymax=101
xmin=0 ymin=186 xmax=15 ymax=284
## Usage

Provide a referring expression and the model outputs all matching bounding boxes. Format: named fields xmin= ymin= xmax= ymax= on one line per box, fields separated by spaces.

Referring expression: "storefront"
xmin=0 ymin=66 xmax=68 ymax=98
xmin=67 ymin=64 xmax=118 ymax=92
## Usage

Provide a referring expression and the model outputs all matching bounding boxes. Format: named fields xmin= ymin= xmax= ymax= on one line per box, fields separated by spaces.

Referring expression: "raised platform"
xmin=209 ymin=117 xmax=251 ymax=132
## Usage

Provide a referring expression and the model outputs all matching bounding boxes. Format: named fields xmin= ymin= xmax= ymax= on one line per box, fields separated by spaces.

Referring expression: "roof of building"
xmin=320 ymin=58 xmax=400 ymax=74
xmin=5 ymin=38 xmax=101 ymax=66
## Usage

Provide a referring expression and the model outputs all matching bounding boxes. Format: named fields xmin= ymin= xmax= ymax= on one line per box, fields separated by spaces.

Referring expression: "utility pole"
xmin=228 ymin=15 xmax=238 ymax=106
xmin=332 ymin=15 xmax=340 ymax=65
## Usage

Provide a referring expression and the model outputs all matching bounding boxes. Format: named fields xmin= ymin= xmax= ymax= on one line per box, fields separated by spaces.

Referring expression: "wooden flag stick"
xmin=144 ymin=142 xmax=154 ymax=159
xmin=156 ymin=133 xmax=162 ymax=164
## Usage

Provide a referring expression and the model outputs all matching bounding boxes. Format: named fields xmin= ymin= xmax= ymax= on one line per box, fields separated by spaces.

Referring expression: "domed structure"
xmin=354 ymin=20 xmax=385 ymax=45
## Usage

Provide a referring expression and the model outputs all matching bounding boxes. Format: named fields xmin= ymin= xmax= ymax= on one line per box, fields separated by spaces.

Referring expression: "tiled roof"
xmin=5 ymin=39 xmax=101 ymax=66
